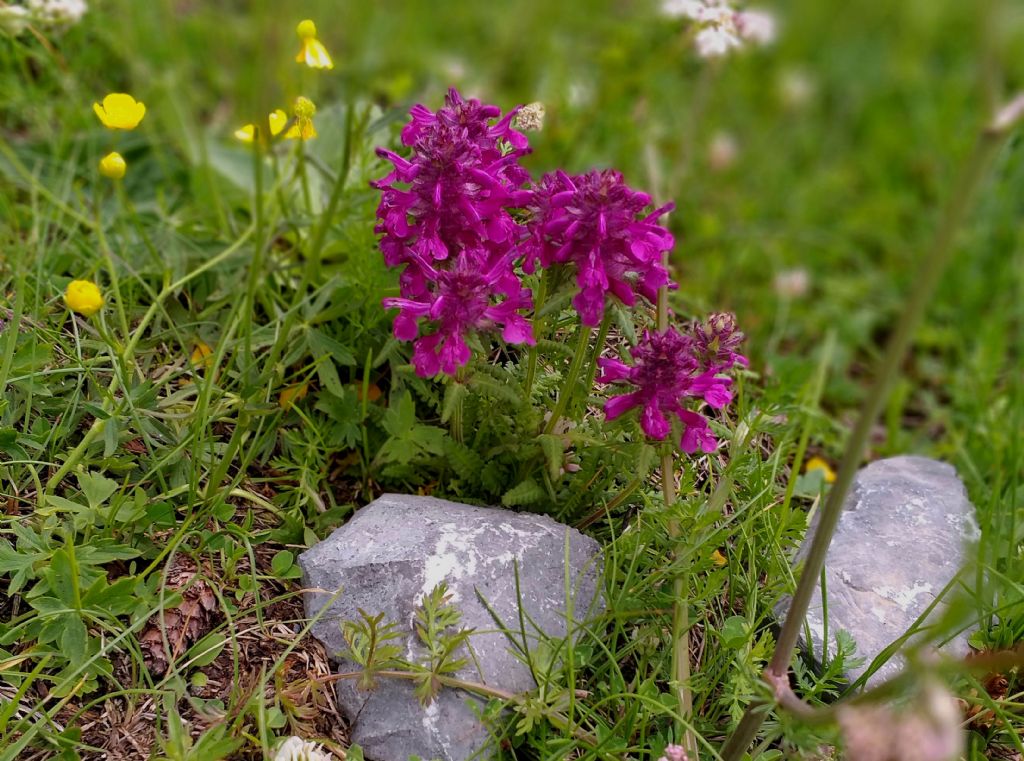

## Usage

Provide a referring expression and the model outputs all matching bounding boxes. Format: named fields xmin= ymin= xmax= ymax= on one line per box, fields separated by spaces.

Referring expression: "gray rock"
xmin=783 ymin=456 xmax=979 ymax=687
xmin=299 ymin=494 xmax=603 ymax=761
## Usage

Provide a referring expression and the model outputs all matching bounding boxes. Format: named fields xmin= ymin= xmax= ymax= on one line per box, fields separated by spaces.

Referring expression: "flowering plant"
xmin=371 ymin=89 xmax=747 ymax=507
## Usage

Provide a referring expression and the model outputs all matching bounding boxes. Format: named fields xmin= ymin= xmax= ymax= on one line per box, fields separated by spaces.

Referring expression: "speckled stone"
xmin=782 ymin=456 xmax=979 ymax=687
xmin=299 ymin=494 xmax=603 ymax=761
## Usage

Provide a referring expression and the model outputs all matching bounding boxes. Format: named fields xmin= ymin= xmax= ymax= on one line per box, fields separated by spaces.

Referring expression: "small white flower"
xmin=735 ymin=8 xmax=777 ymax=45
xmin=658 ymin=744 xmax=689 ymax=761
xmin=0 ymin=4 xmax=31 ymax=36
xmin=514 ymin=102 xmax=545 ymax=132
xmin=272 ymin=736 xmax=332 ymax=761
xmin=663 ymin=0 xmax=777 ymax=59
xmin=708 ymin=131 xmax=739 ymax=171
xmin=694 ymin=2 xmax=736 ymax=25
xmin=773 ymin=268 xmax=810 ymax=299
xmin=25 ymin=0 xmax=88 ymax=27
xmin=778 ymin=67 xmax=816 ymax=108
xmin=695 ymin=24 xmax=742 ymax=58
xmin=659 ymin=0 xmax=707 ymax=19
xmin=567 ymin=79 xmax=593 ymax=108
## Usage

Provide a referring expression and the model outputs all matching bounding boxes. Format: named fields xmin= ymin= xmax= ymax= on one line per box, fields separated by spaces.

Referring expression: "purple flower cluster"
xmin=524 ymin=169 xmax=675 ymax=326
xmin=597 ymin=314 xmax=747 ymax=453
xmin=374 ymin=89 xmax=682 ymax=377
xmin=373 ymin=89 xmax=749 ymax=455
xmin=375 ymin=89 xmax=530 ymax=272
xmin=382 ymin=249 xmax=534 ymax=377
xmin=374 ymin=89 xmax=534 ymax=375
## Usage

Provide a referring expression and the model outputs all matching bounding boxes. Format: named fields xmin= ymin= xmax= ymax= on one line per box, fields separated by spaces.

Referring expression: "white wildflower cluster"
xmin=272 ymin=736 xmax=332 ymax=761
xmin=514 ymin=101 xmax=546 ymax=132
xmin=773 ymin=268 xmax=811 ymax=299
xmin=0 ymin=0 xmax=87 ymax=37
xmin=657 ymin=744 xmax=689 ymax=761
xmin=660 ymin=0 xmax=777 ymax=59
xmin=708 ymin=131 xmax=739 ymax=171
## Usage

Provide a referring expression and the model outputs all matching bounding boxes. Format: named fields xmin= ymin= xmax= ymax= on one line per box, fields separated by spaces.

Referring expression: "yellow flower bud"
xmin=296 ymin=19 xmax=317 ymax=39
xmin=805 ymin=456 xmax=837 ymax=484
xmin=93 ymin=93 xmax=146 ymax=130
xmin=64 ymin=279 xmax=104 ymax=317
xmin=285 ymin=97 xmax=318 ymax=140
xmin=293 ymin=96 xmax=316 ymax=120
xmin=98 ymin=151 xmax=126 ymax=179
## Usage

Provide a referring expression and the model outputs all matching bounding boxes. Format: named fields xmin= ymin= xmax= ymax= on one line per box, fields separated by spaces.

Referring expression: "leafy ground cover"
xmin=0 ymin=0 xmax=1022 ymax=759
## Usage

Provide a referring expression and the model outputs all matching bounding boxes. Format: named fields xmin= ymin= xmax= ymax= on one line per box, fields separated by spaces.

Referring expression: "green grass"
xmin=1 ymin=0 xmax=1022 ymax=759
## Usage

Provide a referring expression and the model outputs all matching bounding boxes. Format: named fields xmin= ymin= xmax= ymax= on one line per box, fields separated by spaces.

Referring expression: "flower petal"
xmin=596 ymin=358 xmax=631 ymax=384
xmin=640 ymin=402 xmax=671 ymax=440
xmin=604 ymin=392 xmax=641 ymax=421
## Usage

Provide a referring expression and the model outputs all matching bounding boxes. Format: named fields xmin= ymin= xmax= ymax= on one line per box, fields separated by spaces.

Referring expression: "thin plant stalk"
xmin=719 ymin=95 xmax=1024 ymax=761
xmin=657 ymin=261 xmax=698 ymax=760
xmin=543 ymin=323 xmax=592 ymax=435
xmin=579 ymin=311 xmax=613 ymax=416
xmin=648 ymin=131 xmax=698 ymax=757
xmin=523 ymin=269 xmax=549 ymax=398
xmin=242 ymin=117 xmax=269 ymax=365
xmin=260 ymin=104 xmax=361 ymax=390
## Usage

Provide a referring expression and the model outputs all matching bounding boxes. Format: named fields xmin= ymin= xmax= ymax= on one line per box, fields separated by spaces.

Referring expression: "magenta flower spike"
xmin=383 ymin=249 xmax=535 ymax=378
xmin=597 ymin=319 xmax=746 ymax=453
xmin=373 ymin=88 xmax=532 ymax=281
xmin=525 ymin=169 xmax=676 ymax=326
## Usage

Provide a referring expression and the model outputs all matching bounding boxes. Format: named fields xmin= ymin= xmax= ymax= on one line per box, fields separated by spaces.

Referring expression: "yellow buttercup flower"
xmin=805 ymin=456 xmax=837 ymax=484
xmin=284 ymin=96 xmax=317 ymax=140
xmin=98 ymin=152 xmax=126 ymax=179
xmin=65 ymin=280 xmax=104 ymax=317
xmin=279 ymin=382 xmax=309 ymax=409
xmin=234 ymin=109 xmax=289 ymax=143
xmin=710 ymin=549 xmax=728 ymax=567
xmin=93 ymin=93 xmax=146 ymax=130
xmin=295 ymin=19 xmax=333 ymax=70
xmin=190 ymin=341 xmax=214 ymax=369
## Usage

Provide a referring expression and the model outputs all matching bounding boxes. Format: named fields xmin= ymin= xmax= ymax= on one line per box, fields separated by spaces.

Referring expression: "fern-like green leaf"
xmin=537 ymin=434 xmax=565 ymax=482
xmin=444 ymin=439 xmax=484 ymax=487
xmin=467 ymin=374 xmax=524 ymax=405
xmin=480 ymin=460 xmax=507 ymax=495
xmin=502 ymin=478 xmax=544 ymax=506
xmin=441 ymin=381 xmax=467 ymax=424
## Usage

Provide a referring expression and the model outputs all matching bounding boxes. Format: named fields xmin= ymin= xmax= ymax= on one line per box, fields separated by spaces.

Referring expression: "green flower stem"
xmin=719 ymin=94 xmax=1024 ymax=761
xmin=523 ymin=269 xmax=549 ymax=399
xmin=94 ymin=206 xmax=131 ymax=344
xmin=646 ymin=179 xmax=698 ymax=758
xmin=44 ymin=380 xmax=119 ymax=496
xmin=543 ymin=322 xmax=592 ymax=435
xmin=578 ymin=311 xmax=612 ymax=416
xmin=115 ymin=181 xmax=163 ymax=272
xmin=242 ymin=126 xmax=267 ymax=364
xmin=296 ymin=140 xmax=317 ymax=283
xmin=261 ymin=104 xmax=361 ymax=389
